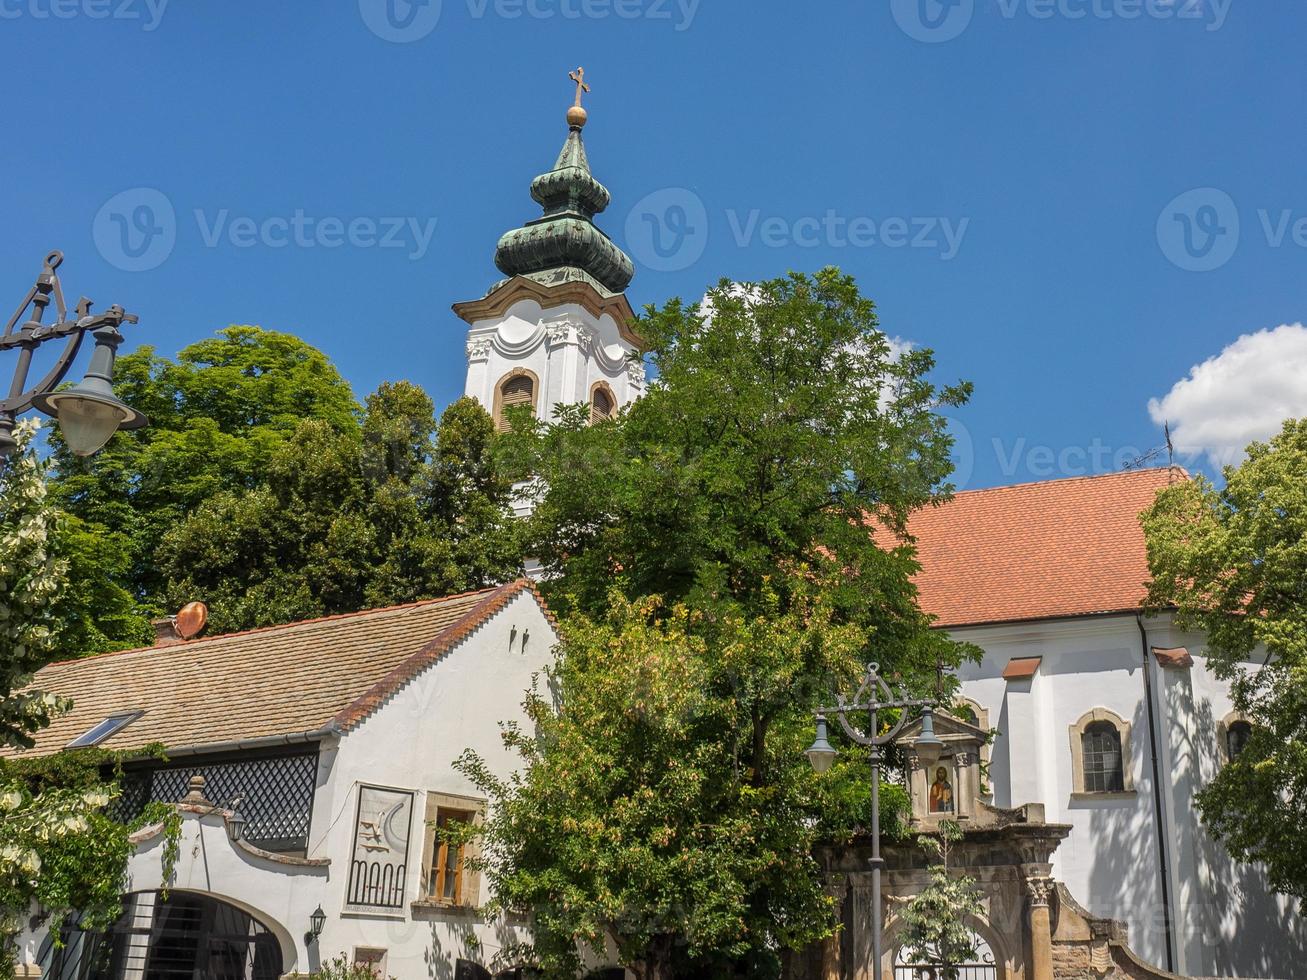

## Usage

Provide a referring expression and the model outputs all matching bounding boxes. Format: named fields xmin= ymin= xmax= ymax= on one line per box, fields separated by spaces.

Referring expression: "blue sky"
xmin=4 ymin=0 xmax=1305 ymax=489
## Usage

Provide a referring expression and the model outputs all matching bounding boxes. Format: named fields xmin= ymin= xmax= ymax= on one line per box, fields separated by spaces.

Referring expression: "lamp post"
xmin=804 ymin=662 xmax=944 ymax=980
xmin=0 ymin=250 xmax=146 ymax=459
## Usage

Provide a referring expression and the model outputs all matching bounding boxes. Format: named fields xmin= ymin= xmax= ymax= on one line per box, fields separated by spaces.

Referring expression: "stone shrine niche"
xmin=898 ymin=710 xmax=989 ymax=829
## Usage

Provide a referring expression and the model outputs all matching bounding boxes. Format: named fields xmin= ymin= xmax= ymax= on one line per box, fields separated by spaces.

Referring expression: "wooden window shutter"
xmin=590 ymin=387 xmax=614 ymax=424
xmin=497 ymin=374 xmax=535 ymax=431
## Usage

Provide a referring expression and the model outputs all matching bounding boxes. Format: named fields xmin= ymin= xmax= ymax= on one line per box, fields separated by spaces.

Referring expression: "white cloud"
xmin=1148 ymin=323 xmax=1307 ymax=468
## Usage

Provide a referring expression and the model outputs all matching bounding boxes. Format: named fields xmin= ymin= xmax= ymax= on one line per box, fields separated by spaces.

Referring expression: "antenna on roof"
xmin=1165 ymin=420 xmax=1175 ymax=469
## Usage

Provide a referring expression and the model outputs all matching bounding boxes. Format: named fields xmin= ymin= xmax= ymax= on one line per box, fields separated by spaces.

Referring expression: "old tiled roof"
xmin=905 ymin=468 xmax=1183 ymax=628
xmin=6 ymin=580 xmax=538 ymax=759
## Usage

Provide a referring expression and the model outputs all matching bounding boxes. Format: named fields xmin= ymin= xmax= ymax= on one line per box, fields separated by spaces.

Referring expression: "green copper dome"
xmin=494 ymin=126 xmax=634 ymax=294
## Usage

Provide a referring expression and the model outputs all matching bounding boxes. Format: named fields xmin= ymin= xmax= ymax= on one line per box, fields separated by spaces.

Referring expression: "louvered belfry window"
xmin=591 ymin=387 xmax=614 ymax=424
xmin=497 ymin=374 xmax=535 ymax=431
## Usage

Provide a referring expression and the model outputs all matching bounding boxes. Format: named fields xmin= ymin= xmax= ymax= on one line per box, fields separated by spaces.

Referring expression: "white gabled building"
xmin=902 ymin=468 xmax=1307 ymax=979
xmin=10 ymin=580 xmax=587 ymax=980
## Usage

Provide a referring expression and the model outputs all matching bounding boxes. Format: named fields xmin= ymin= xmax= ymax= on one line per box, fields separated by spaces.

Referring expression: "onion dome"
xmin=493 ymin=81 xmax=634 ymax=296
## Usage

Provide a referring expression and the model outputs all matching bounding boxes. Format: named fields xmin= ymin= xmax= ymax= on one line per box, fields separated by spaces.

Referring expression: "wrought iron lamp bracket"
xmin=820 ymin=662 xmax=932 ymax=748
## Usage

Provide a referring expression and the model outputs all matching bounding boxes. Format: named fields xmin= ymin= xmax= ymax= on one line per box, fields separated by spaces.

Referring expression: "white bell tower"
xmin=452 ymin=68 xmax=644 ymax=430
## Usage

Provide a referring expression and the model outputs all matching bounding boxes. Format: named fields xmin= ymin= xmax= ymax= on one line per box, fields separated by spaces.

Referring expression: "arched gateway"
xmin=42 ymin=890 xmax=284 ymax=980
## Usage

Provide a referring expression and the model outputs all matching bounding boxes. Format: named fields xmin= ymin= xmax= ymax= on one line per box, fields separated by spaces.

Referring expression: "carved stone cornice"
xmin=466 ymin=338 xmax=492 ymax=361
xmin=452 ymin=275 xmax=642 ymax=349
xmin=626 ymin=359 xmax=646 ymax=388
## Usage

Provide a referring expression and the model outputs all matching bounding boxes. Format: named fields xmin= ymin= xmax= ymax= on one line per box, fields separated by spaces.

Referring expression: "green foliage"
xmin=461 ymin=590 xmax=878 ymax=979
xmin=47 ymin=326 xmax=521 ymax=639
xmin=1143 ymin=417 xmax=1307 ymax=901
xmin=309 ymin=952 xmax=396 ymax=980
xmin=896 ymin=820 xmax=985 ymax=977
xmin=0 ymin=745 xmax=182 ymax=977
xmin=505 ymin=270 xmax=971 ymax=678
xmin=0 ymin=421 xmax=68 ymax=747
xmin=158 ymin=391 xmax=520 ymax=634
xmin=470 ymin=268 xmax=975 ymax=979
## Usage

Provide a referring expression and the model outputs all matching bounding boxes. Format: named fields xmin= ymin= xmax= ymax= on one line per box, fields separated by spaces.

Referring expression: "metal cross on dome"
xmin=569 ymin=66 xmax=590 ymax=107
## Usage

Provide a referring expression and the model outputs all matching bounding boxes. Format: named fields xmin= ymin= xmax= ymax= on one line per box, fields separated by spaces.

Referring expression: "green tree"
xmin=1143 ymin=417 xmax=1307 ymax=900
xmin=0 ymin=422 xmax=142 ymax=973
xmin=48 ymin=325 xmax=360 ymax=640
xmin=158 ymin=392 xmax=520 ymax=634
xmin=895 ymin=820 xmax=985 ymax=978
xmin=471 ymin=270 xmax=973 ymax=977
xmin=460 ymin=590 xmax=874 ymax=980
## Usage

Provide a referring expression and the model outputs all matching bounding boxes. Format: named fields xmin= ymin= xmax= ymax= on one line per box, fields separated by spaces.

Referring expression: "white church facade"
xmin=9 ymin=80 xmax=1306 ymax=980
xmin=901 ymin=468 xmax=1306 ymax=978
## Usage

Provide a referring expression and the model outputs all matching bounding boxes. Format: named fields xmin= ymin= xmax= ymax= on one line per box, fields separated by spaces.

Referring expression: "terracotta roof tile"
xmin=7 ymin=580 xmax=537 ymax=759
xmin=904 ymin=468 xmax=1183 ymax=628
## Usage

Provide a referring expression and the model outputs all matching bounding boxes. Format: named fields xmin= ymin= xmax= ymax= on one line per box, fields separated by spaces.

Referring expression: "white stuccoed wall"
xmin=463 ymin=297 xmax=644 ymax=422
xmin=952 ymin=613 xmax=1306 ymax=979
xmin=18 ymin=591 xmax=559 ymax=979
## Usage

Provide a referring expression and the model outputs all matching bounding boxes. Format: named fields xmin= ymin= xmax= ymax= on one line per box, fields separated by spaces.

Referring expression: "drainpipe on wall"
xmin=1136 ymin=615 xmax=1177 ymax=973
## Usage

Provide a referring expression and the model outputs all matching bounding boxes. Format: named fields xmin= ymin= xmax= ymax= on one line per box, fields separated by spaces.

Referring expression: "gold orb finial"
xmin=568 ymin=66 xmax=590 ymax=129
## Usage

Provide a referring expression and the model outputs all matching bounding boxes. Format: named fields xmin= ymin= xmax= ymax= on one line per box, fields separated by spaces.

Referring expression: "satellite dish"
xmin=176 ymin=601 xmax=209 ymax=639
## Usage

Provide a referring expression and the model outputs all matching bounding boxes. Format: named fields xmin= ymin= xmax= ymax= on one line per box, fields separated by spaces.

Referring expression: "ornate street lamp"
xmin=0 ymin=250 xmax=146 ymax=459
xmin=804 ymin=662 xmax=942 ymax=980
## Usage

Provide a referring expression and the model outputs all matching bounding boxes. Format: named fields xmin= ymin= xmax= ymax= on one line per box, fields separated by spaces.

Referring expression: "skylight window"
xmin=67 ymin=710 xmax=143 ymax=748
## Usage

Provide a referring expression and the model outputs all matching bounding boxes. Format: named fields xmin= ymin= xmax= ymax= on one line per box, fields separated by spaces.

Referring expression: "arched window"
xmin=1081 ymin=722 xmax=1125 ymax=793
xmin=1069 ymin=708 xmax=1134 ymax=797
xmin=590 ymin=385 xmax=615 ymax=424
xmin=1226 ymin=719 xmax=1252 ymax=761
xmin=494 ymin=370 xmax=538 ymax=432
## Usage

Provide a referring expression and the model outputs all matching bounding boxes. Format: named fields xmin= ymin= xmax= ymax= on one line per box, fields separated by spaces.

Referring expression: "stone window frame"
xmin=1217 ymin=710 xmax=1253 ymax=765
xmin=415 ymin=791 xmax=487 ymax=910
xmin=352 ymin=947 xmax=388 ymax=977
xmin=493 ymin=368 xmax=540 ymax=432
xmin=1068 ymin=707 xmax=1135 ymax=799
xmin=588 ymin=379 xmax=617 ymax=424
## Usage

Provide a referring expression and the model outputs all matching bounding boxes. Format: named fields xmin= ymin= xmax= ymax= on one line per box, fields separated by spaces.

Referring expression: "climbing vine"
xmin=0 ymin=744 xmax=180 ymax=979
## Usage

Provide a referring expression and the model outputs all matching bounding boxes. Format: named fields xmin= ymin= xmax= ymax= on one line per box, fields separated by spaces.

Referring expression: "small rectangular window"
xmin=353 ymin=948 xmax=388 ymax=977
xmin=67 ymin=710 xmax=143 ymax=748
xmin=430 ymin=808 xmax=475 ymax=905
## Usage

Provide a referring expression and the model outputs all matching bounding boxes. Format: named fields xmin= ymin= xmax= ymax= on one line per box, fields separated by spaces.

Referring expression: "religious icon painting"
xmin=929 ymin=765 xmax=954 ymax=813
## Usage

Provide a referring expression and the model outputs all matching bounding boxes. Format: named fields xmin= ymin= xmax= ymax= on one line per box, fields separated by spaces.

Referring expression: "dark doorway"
xmin=44 ymin=891 xmax=284 ymax=980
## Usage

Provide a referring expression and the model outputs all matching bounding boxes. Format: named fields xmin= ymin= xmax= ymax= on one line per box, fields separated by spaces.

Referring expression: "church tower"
xmin=453 ymin=68 xmax=644 ymax=430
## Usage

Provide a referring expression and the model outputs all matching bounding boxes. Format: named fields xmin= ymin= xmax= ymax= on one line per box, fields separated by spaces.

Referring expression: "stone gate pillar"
xmin=1023 ymin=866 xmax=1055 ymax=980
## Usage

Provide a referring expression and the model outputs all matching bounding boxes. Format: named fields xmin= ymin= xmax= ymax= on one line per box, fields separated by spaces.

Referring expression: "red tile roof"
xmin=904 ymin=468 xmax=1184 ymax=628
xmin=6 ymin=579 xmax=544 ymax=759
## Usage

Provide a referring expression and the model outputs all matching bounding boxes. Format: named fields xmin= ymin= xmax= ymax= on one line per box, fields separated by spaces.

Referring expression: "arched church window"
xmin=494 ymin=370 xmax=538 ymax=432
xmin=1081 ymin=721 xmax=1125 ymax=793
xmin=1069 ymin=707 xmax=1134 ymax=797
xmin=590 ymin=384 xmax=615 ymax=424
xmin=1226 ymin=719 xmax=1252 ymax=760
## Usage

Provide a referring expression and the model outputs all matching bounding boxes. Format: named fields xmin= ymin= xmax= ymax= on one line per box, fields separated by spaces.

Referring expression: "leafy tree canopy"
xmin=158 ymin=390 xmax=521 ymax=634
xmin=49 ymin=325 xmax=359 ymax=610
xmin=1144 ymin=417 xmax=1307 ymax=900
xmin=471 ymin=269 xmax=974 ymax=978
xmin=46 ymin=326 xmax=521 ymax=643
